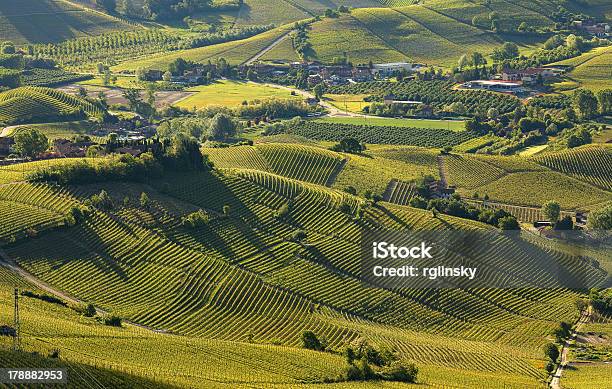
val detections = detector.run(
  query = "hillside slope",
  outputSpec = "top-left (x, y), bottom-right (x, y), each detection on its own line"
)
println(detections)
top-left (0, 0), bottom-right (134, 44)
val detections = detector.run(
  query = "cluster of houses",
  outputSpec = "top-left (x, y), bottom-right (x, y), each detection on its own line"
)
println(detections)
top-left (0, 118), bottom-right (157, 162)
top-left (572, 20), bottom-right (610, 37)
top-left (460, 66), bottom-right (566, 94)
top-left (143, 64), bottom-right (218, 84)
top-left (245, 61), bottom-right (423, 86)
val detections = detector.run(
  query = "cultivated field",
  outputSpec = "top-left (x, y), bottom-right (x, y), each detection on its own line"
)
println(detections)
top-left (176, 80), bottom-right (301, 109)
top-left (0, 0), bottom-right (133, 44)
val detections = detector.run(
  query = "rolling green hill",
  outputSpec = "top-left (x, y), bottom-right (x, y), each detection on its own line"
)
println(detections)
top-left (0, 0), bottom-right (134, 44)
top-left (0, 86), bottom-right (105, 125)
top-left (0, 141), bottom-right (607, 387)
top-left (263, 0), bottom-right (559, 67)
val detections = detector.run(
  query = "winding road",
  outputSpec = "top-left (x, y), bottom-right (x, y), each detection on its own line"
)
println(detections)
top-left (550, 306), bottom-right (592, 389)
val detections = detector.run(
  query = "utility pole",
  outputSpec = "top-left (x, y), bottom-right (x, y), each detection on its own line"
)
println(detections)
top-left (13, 288), bottom-right (20, 351)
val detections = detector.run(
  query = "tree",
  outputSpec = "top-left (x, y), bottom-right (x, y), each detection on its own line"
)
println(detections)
top-left (471, 52), bottom-right (486, 69)
top-left (554, 215), bottom-right (573, 231)
top-left (313, 83), bottom-right (325, 100)
top-left (136, 67), bottom-right (147, 82)
top-left (1, 41), bottom-right (15, 54)
top-left (498, 216), bottom-right (519, 230)
top-left (162, 71), bottom-right (172, 82)
top-left (168, 57), bottom-right (189, 76)
top-left (13, 128), bottom-right (48, 158)
top-left (78, 86), bottom-right (88, 99)
top-left (517, 22), bottom-right (528, 32)
top-left (572, 89), bottom-right (598, 119)
top-left (83, 303), bottom-right (97, 317)
top-left (492, 42), bottom-right (519, 61)
top-left (587, 203), bottom-right (612, 230)
top-left (543, 343), bottom-right (559, 362)
top-left (301, 331), bottom-right (322, 351)
top-left (96, 0), bottom-right (116, 13)
top-left (207, 113), bottom-right (237, 140)
top-left (330, 138), bottom-right (365, 154)
top-left (596, 89), bottom-right (612, 115)
top-left (139, 192), bottom-right (150, 208)
top-left (487, 107), bottom-right (499, 120)
top-left (458, 54), bottom-right (469, 71)
top-left (542, 201), bottom-right (561, 223)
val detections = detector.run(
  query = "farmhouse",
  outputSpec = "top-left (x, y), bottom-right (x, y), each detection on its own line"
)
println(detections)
top-left (372, 62), bottom-right (415, 77)
top-left (143, 70), bottom-right (164, 81)
top-left (500, 67), bottom-right (555, 84)
top-left (53, 138), bottom-right (93, 158)
top-left (461, 80), bottom-right (524, 94)
top-left (352, 65), bottom-right (373, 82)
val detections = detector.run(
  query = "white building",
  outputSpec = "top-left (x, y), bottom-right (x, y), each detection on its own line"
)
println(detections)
top-left (372, 63), bottom-right (415, 76)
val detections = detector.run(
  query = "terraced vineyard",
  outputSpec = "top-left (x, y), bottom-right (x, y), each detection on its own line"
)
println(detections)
top-left (465, 200), bottom-right (575, 223)
top-left (0, 147), bottom-right (604, 387)
top-left (442, 153), bottom-right (612, 209)
top-left (205, 143), bottom-right (346, 186)
top-left (113, 25), bottom-right (293, 72)
top-left (383, 179), bottom-right (416, 205)
top-left (534, 145), bottom-right (612, 191)
top-left (0, 87), bottom-right (104, 125)
top-left (265, 120), bottom-right (477, 147)
top-left (0, 0), bottom-right (134, 44)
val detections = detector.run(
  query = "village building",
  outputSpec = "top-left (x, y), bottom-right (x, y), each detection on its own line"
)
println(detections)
top-left (371, 62), bottom-right (415, 77)
top-left (500, 67), bottom-right (555, 84)
top-left (461, 80), bottom-right (524, 94)
top-left (352, 65), bottom-right (373, 82)
top-left (53, 138), bottom-right (94, 158)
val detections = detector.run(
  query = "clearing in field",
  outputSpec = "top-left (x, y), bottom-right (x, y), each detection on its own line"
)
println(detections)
top-left (175, 80), bottom-right (301, 109)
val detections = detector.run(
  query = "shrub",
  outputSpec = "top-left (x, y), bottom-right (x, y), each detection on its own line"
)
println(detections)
top-left (289, 230), bottom-right (307, 243)
top-left (302, 331), bottom-right (322, 351)
top-left (274, 203), bottom-right (291, 219)
top-left (182, 209), bottom-right (210, 228)
top-left (345, 364), bottom-right (362, 381)
top-left (543, 343), bottom-right (559, 362)
top-left (380, 361), bottom-right (418, 383)
top-left (103, 315), bottom-right (122, 327)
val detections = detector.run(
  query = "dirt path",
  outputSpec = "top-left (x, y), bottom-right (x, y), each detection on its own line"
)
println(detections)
top-left (550, 306), bottom-right (592, 389)
top-left (243, 31), bottom-right (293, 65)
top-left (0, 249), bottom-right (168, 334)
top-left (437, 155), bottom-right (448, 187)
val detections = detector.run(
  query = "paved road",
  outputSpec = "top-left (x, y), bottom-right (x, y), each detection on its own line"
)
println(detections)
top-left (550, 306), bottom-right (592, 389)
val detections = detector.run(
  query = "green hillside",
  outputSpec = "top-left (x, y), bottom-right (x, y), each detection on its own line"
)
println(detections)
top-left (113, 25), bottom-right (293, 71)
top-left (1, 167), bottom-right (592, 387)
top-left (263, 0), bottom-right (557, 67)
top-left (0, 0), bottom-right (134, 44)
top-left (0, 87), bottom-right (105, 125)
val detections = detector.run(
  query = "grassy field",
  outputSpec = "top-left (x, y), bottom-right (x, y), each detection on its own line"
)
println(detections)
top-left (315, 116), bottom-right (466, 131)
top-left (176, 80), bottom-right (301, 109)
top-left (0, 0), bottom-right (134, 44)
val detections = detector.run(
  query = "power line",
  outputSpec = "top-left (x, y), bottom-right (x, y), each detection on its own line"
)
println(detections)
top-left (13, 287), bottom-right (20, 351)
